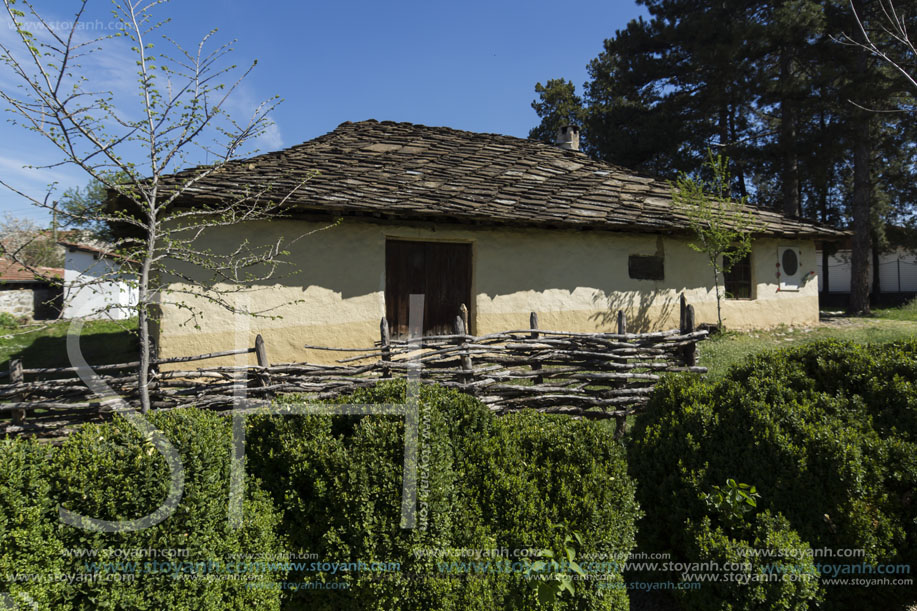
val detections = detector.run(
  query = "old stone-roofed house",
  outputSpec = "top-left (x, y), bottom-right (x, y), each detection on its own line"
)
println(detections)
top-left (147, 119), bottom-right (846, 364)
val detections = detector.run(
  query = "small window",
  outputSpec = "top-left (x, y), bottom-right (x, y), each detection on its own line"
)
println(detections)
top-left (778, 246), bottom-right (803, 290)
top-left (628, 255), bottom-right (664, 281)
top-left (724, 253), bottom-right (752, 299)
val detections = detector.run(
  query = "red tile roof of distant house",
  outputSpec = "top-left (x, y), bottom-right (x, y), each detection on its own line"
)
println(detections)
top-left (0, 257), bottom-right (63, 283)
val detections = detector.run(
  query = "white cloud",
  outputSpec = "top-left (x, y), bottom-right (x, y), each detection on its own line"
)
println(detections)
top-left (255, 120), bottom-right (284, 151)
top-left (219, 81), bottom-right (287, 155)
top-left (0, 155), bottom-right (88, 224)
top-left (1, 6), bottom-right (283, 184)
top-left (0, 155), bottom-right (79, 188)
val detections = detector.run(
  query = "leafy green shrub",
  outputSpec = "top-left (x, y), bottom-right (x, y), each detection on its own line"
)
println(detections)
top-left (247, 385), bottom-right (462, 611)
top-left (629, 339), bottom-right (917, 610)
top-left (0, 410), bottom-right (283, 610)
top-left (466, 410), bottom-right (637, 609)
top-left (0, 312), bottom-right (18, 330)
top-left (683, 511), bottom-right (820, 611)
top-left (2, 383), bottom-right (640, 610)
top-left (0, 440), bottom-right (71, 609)
top-left (247, 381), bottom-right (639, 610)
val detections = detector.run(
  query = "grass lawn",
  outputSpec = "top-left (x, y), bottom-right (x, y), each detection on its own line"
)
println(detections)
top-left (0, 318), bottom-right (139, 373)
top-left (698, 302), bottom-right (917, 378)
top-left (2, 305), bottom-right (913, 381)
top-left (874, 297), bottom-right (917, 321)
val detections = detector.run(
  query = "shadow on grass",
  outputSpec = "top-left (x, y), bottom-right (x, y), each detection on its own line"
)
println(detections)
top-left (1, 324), bottom-right (139, 373)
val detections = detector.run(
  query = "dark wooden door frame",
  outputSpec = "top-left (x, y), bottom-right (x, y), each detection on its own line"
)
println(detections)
top-left (384, 238), bottom-right (474, 338)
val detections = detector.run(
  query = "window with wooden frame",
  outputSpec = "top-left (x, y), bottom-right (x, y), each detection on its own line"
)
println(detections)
top-left (385, 239), bottom-right (472, 338)
top-left (723, 252), bottom-right (753, 299)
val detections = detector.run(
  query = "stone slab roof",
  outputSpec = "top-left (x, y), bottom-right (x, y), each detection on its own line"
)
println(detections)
top-left (162, 120), bottom-right (847, 239)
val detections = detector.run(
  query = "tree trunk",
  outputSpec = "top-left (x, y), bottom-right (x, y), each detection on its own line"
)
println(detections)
top-left (871, 238), bottom-right (881, 303)
top-left (848, 115), bottom-right (872, 315)
top-left (138, 210), bottom-right (156, 414)
top-left (817, 156), bottom-right (830, 295)
top-left (847, 0), bottom-right (875, 316)
top-left (728, 107), bottom-right (749, 199)
top-left (780, 54), bottom-right (800, 217)
top-left (714, 267), bottom-right (723, 329)
top-left (138, 302), bottom-right (151, 414)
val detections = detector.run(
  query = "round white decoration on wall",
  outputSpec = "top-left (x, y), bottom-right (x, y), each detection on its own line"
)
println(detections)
top-left (778, 246), bottom-right (804, 291)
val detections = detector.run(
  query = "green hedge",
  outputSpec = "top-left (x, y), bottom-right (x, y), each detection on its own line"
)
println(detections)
top-left (247, 381), bottom-right (639, 610)
top-left (0, 440), bottom-right (70, 610)
top-left (0, 410), bottom-right (283, 610)
top-left (1, 382), bottom-right (639, 610)
top-left (629, 339), bottom-right (917, 610)
top-left (682, 511), bottom-right (820, 611)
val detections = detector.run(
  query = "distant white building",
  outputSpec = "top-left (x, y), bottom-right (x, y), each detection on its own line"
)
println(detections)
top-left (59, 242), bottom-right (138, 320)
top-left (816, 246), bottom-right (917, 303)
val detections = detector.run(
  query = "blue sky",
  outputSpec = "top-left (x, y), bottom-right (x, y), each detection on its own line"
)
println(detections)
top-left (0, 0), bottom-right (647, 223)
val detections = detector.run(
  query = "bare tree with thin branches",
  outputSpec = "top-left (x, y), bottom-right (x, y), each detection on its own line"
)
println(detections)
top-left (846, 0), bottom-right (917, 94)
top-left (0, 0), bottom-right (325, 412)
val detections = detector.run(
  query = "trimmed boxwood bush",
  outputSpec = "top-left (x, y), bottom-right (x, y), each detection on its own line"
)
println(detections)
top-left (682, 511), bottom-right (820, 611)
top-left (247, 387), bottom-right (463, 610)
top-left (2, 382), bottom-right (639, 609)
top-left (0, 410), bottom-right (283, 610)
top-left (0, 440), bottom-right (71, 610)
top-left (247, 381), bottom-right (639, 610)
top-left (629, 339), bottom-right (917, 610)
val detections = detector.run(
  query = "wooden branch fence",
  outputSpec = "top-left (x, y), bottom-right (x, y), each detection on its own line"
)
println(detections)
top-left (0, 296), bottom-right (706, 439)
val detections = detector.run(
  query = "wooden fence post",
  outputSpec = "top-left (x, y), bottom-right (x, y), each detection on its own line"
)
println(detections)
top-left (530, 312), bottom-right (543, 385)
top-left (255, 334), bottom-right (269, 368)
top-left (454, 306), bottom-right (473, 386)
top-left (254, 334), bottom-right (270, 386)
top-left (615, 414), bottom-right (627, 439)
top-left (460, 303), bottom-right (470, 336)
top-left (680, 293), bottom-right (687, 333)
top-left (11, 358), bottom-right (25, 424)
top-left (380, 317), bottom-right (391, 378)
top-left (683, 304), bottom-right (697, 367)
top-left (616, 310), bottom-right (627, 335)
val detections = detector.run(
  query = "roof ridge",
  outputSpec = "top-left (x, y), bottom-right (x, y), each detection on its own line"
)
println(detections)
top-left (146, 120), bottom-right (847, 239)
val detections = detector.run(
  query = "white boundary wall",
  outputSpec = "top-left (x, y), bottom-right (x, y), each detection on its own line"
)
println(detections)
top-left (816, 248), bottom-right (917, 293)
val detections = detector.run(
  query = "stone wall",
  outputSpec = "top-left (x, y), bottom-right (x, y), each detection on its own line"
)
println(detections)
top-left (0, 287), bottom-right (34, 320)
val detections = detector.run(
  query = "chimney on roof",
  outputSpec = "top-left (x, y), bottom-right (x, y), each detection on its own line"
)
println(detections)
top-left (555, 125), bottom-right (580, 151)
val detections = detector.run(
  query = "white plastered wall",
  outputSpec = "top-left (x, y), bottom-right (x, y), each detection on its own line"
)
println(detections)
top-left (155, 220), bottom-right (819, 365)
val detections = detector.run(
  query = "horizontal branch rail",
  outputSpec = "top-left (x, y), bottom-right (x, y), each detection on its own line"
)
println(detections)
top-left (1, 298), bottom-right (706, 439)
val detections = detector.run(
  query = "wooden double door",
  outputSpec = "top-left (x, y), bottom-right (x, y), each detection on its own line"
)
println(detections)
top-left (385, 239), bottom-right (472, 338)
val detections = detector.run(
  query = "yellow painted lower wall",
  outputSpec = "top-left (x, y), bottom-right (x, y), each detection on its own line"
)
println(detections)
top-left (155, 220), bottom-right (820, 366)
